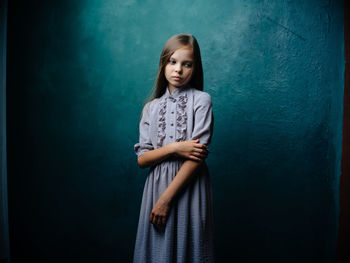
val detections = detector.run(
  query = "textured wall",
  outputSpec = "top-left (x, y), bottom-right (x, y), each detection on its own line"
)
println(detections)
top-left (0, 0), bottom-right (9, 262)
top-left (6, 0), bottom-right (344, 262)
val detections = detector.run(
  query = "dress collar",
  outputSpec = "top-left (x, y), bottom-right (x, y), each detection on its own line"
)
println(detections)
top-left (164, 84), bottom-right (191, 99)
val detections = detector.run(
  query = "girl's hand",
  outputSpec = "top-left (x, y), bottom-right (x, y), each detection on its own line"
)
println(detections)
top-left (171, 139), bottom-right (209, 161)
top-left (150, 197), bottom-right (171, 227)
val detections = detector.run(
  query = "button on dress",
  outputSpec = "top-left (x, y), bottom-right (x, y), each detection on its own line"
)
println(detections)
top-left (133, 84), bottom-right (215, 263)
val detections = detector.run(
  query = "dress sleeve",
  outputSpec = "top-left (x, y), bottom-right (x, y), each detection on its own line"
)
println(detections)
top-left (134, 102), bottom-right (154, 157)
top-left (191, 93), bottom-right (214, 147)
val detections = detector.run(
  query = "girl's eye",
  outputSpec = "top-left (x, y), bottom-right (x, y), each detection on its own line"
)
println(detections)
top-left (168, 60), bottom-right (192, 67)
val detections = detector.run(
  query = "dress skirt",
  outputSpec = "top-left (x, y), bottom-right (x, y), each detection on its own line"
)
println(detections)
top-left (132, 156), bottom-right (215, 263)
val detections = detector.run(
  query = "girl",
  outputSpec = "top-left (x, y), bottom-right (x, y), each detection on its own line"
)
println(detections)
top-left (133, 33), bottom-right (215, 263)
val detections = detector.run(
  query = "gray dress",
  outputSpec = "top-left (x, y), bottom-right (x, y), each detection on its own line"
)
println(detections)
top-left (133, 84), bottom-right (215, 263)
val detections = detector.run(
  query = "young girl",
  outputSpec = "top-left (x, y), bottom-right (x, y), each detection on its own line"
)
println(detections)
top-left (133, 33), bottom-right (215, 263)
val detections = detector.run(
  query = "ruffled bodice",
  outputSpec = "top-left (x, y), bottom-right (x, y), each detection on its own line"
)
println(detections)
top-left (157, 86), bottom-right (189, 147)
top-left (134, 84), bottom-right (214, 157)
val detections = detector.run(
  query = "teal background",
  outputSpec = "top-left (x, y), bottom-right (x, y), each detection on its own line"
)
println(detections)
top-left (6, 0), bottom-right (344, 262)
top-left (0, 0), bottom-right (9, 262)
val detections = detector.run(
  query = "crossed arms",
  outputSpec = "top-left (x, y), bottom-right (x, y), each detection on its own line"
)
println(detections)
top-left (137, 141), bottom-right (208, 203)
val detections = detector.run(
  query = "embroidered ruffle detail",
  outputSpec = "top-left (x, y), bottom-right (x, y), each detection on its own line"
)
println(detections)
top-left (175, 93), bottom-right (188, 142)
top-left (157, 97), bottom-right (167, 147)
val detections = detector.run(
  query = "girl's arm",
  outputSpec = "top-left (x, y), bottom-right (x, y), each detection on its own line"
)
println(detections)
top-left (137, 140), bottom-right (208, 169)
top-left (149, 159), bottom-right (205, 225)
top-left (137, 143), bottom-right (175, 169)
top-left (158, 159), bottom-right (203, 203)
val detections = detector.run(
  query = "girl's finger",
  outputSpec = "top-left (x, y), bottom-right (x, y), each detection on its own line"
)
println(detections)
top-left (153, 215), bottom-right (159, 225)
top-left (192, 151), bottom-right (204, 158)
top-left (190, 155), bottom-right (201, 161)
top-left (149, 213), bottom-right (154, 223)
top-left (197, 152), bottom-right (207, 158)
top-left (162, 216), bottom-right (166, 226)
top-left (196, 151), bottom-right (208, 159)
top-left (194, 148), bottom-right (208, 155)
top-left (195, 143), bottom-right (207, 149)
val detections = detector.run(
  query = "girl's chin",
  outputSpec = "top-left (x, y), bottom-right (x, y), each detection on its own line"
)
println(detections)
top-left (169, 80), bottom-right (189, 88)
top-left (169, 82), bottom-right (182, 87)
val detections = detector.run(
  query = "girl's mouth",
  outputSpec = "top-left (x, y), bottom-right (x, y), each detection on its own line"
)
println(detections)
top-left (172, 77), bottom-right (181, 81)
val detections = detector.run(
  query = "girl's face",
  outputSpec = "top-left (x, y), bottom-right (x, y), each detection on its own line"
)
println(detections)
top-left (164, 46), bottom-right (194, 90)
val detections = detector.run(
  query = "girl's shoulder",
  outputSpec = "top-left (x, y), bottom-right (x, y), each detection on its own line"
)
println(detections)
top-left (143, 97), bottom-right (161, 113)
top-left (191, 88), bottom-right (212, 106)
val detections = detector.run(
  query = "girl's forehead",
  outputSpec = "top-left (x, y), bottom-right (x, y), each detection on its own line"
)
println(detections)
top-left (171, 47), bottom-right (194, 59)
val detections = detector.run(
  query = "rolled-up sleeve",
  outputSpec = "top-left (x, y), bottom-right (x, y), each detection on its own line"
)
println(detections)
top-left (191, 93), bottom-right (214, 147)
top-left (134, 102), bottom-right (154, 157)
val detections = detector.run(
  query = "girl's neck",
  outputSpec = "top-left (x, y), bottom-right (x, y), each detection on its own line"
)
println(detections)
top-left (168, 83), bottom-right (188, 95)
top-left (168, 85), bottom-right (175, 95)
